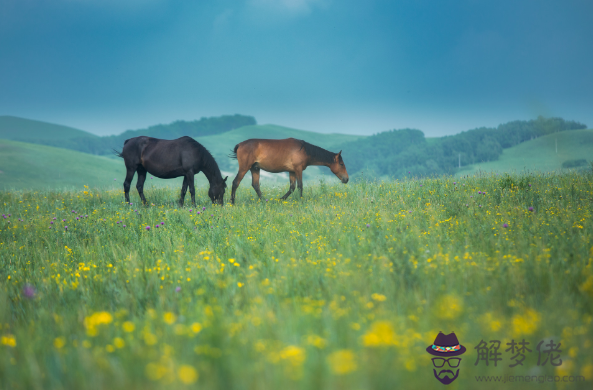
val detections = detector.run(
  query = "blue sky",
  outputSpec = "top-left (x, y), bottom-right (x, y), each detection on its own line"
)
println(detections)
top-left (1, 0), bottom-right (591, 136)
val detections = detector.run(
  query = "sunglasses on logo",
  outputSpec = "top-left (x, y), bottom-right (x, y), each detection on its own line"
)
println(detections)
top-left (432, 357), bottom-right (461, 368)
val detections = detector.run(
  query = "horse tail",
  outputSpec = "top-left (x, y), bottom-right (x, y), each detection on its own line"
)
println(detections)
top-left (228, 143), bottom-right (239, 159)
top-left (112, 139), bottom-right (130, 158)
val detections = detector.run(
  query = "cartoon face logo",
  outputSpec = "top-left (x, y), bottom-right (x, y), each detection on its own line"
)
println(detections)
top-left (426, 332), bottom-right (466, 385)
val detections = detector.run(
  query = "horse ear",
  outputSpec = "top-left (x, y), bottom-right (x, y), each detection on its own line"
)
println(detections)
top-left (223, 176), bottom-right (228, 182)
top-left (336, 150), bottom-right (342, 160)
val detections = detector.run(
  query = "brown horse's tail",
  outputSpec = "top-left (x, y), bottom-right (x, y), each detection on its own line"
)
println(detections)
top-left (228, 144), bottom-right (239, 159)
top-left (112, 148), bottom-right (124, 158)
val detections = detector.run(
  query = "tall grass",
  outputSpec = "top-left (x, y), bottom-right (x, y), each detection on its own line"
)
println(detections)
top-left (1, 172), bottom-right (592, 389)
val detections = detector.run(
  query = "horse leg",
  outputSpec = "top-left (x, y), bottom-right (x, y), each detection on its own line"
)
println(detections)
top-left (231, 169), bottom-right (248, 204)
top-left (179, 176), bottom-right (188, 207)
top-left (123, 168), bottom-right (135, 204)
top-left (296, 169), bottom-right (304, 198)
top-left (281, 172), bottom-right (296, 200)
top-left (136, 167), bottom-right (148, 205)
top-left (187, 172), bottom-right (196, 206)
top-left (251, 167), bottom-right (263, 200)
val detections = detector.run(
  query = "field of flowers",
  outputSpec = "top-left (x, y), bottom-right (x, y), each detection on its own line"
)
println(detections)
top-left (1, 172), bottom-right (592, 389)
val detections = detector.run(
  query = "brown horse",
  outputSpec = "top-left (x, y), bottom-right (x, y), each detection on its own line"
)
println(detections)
top-left (229, 138), bottom-right (348, 204)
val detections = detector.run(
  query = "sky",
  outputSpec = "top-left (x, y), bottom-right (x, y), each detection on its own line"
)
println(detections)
top-left (1, 0), bottom-right (592, 137)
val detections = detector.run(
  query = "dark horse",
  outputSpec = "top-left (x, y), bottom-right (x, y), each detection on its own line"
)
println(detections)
top-left (115, 136), bottom-right (227, 206)
top-left (229, 138), bottom-right (348, 204)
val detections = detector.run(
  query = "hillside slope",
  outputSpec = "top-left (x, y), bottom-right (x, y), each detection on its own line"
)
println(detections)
top-left (0, 139), bottom-right (124, 190)
top-left (0, 115), bottom-right (97, 141)
top-left (458, 129), bottom-right (593, 175)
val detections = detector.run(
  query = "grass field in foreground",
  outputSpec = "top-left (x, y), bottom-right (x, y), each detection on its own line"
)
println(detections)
top-left (1, 173), bottom-right (592, 389)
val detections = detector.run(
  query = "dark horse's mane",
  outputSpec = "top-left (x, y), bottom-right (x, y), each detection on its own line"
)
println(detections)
top-left (184, 137), bottom-right (225, 185)
top-left (299, 140), bottom-right (336, 164)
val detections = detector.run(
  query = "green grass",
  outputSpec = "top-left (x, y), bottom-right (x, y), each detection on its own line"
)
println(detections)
top-left (0, 116), bottom-right (97, 141)
top-left (459, 129), bottom-right (593, 176)
top-left (1, 173), bottom-right (592, 389)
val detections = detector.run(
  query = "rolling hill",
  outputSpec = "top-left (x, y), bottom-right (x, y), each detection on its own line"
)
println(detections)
top-left (458, 129), bottom-right (593, 175)
top-left (0, 139), bottom-right (125, 190)
top-left (0, 115), bottom-right (97, 141)
top-left (0, 139), bottom-right (209, 192)
top-left (196, 124), bottom-right (364, 155)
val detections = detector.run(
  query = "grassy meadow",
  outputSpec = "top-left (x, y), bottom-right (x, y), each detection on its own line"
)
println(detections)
top-left (1, 172), bottom-right (593, 389)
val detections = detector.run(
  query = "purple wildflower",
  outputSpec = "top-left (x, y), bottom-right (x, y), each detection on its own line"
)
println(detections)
top-left (50, 221), bottom-right (54, 224)
top-left (76, 217), bottom-right (79, 220)
top-left (202, 207), bottom-right (206, 211)
top-left (123, 225), bottom-right (126, 228)
top-left (22, 284), bottom-right (36, 299)
top-left (114, 178), bottom-right (117, 181)
top-left (64, 226), bottom-right (68, 230)
top-left (503, 223), bottom-right (509, 228)
top-left (146, 226), bottom-right (150, 231)
top-left (161, 222), bottom-right (164, 225)
top-left (409, 210), bottom-right (412, 213)
top-left (155, 225), bottom-right (159, 228)
top-left (528, 207), bottom-right (534, 212)
top-left (453, 182), bottom-right (456, 185)
top-left (175, 286), bottom-right (181, 293)
top-left (62, 219), bottom-right (66, 222)
top-left (478, 191), bottom-right (482, 194)
top-left (366, 224), bottom-right (370, 228)
top-left (189, 209), bottom-right (192, 212)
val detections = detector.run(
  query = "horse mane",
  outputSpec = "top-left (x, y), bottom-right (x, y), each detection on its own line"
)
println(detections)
top-left (299, 140), bottom-right (336, 164)
top-left (185, 137), bottom-right (226, 186)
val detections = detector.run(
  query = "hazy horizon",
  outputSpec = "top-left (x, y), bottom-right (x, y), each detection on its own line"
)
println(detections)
top-left (1, 0), bottom-right (592, 137)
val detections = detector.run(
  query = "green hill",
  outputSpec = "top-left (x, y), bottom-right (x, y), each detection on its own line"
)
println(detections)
top-left (195, 124), bottom-right (365, 158)
top-left (0, 115), bottom-right (97, 141)
top-left (0, 139), bottom-right (208, 192)
top-left (458, 129), bottom-right (593, 175)
top-left (0, 139), bottom-right (124, 190)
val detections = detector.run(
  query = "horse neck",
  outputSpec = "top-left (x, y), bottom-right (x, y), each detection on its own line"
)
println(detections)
top-left (308, 156), bottom-right (333, 168)
top-left (202, 164), bottom-right (223, 186)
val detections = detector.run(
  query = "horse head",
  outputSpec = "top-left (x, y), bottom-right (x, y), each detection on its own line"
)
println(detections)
top-left (330, 151), bottom-right (349, 184)
top-left (209, 176), bottom-right (228, 205)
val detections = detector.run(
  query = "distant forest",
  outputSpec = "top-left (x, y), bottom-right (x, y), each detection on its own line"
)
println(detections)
top-left (336, 116), bottom-right (587, 178)
top-left (23, 114), bottom-right (257, 156)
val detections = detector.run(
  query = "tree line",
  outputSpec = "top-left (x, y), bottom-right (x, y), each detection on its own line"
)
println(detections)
top-left (336, 116), bottom-right (587, 178)
top-left (20, 114), bottom-right (257, 156)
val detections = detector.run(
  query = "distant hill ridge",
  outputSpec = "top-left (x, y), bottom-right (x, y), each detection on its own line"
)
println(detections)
top-left (0, 114), bottom-right (256, 155)
top-left (335, 116), bottom-right (588, 178)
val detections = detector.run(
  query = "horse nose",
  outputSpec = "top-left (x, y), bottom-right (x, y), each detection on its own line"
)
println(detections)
top-left (342, 177), bottom-right (349, 184)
